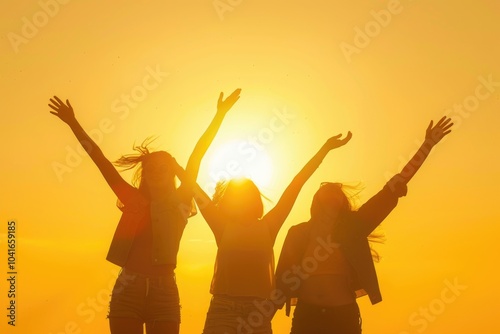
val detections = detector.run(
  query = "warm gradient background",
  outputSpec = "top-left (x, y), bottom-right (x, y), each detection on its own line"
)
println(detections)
top-left (1, 0), bottom-right (499, 333)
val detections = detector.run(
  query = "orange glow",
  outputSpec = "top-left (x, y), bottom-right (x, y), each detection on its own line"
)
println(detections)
top-left (206, 139), bottom-right (274, 190)
top-left (1, 1), bottom-right (499, 333)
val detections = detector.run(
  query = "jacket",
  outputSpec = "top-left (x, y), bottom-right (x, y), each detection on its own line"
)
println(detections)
top-left (106, 187), bottom-right (195, 267)
top-left (275, 180), bottom-right (407, 315)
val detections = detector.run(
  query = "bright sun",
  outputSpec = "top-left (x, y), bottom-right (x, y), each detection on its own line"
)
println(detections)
top-left (206, 139), bottom-right (273, 191)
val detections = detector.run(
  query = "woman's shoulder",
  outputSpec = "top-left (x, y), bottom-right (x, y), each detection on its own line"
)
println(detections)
top-left (117, 186), bottom-right (149, 212)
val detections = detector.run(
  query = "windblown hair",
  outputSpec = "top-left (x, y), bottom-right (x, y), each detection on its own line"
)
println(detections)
top-left (310, 182), bottom-right (385, 262)
top-left (114, 138), bottom-right (155, 186)
top-left (113, 137), bottom-right (176, 202)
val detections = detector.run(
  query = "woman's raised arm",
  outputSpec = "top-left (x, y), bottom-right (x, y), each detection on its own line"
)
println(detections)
top-left (387, 116), bottom-right (453, 192)
top-left (175, 89), bottom-right (241, 238)
top-left (179, 89), bottom-right (241, 191)
top-left (358, 116), bottom-right (453, 236)
top-left (49, 96), bottom-right (135, 203)
top-left (263, 132), bottom-right (352, 241)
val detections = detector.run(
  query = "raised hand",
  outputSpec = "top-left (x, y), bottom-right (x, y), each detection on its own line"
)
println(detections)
top-left (49, 96), bottom-right (76, 124)
top-left (216, 88), bottom-right (241, 115)
top-left (425, 116), bottom-right (453, 146)
top-left (396, 116), bottom-right (453, 185)
top-left (324, 131), bottom-right (353, 150)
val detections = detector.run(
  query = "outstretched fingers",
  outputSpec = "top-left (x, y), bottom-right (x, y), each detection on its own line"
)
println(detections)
top-left (217, 88), bottom-right (242, 113)
top-left (49, 96), bottom-right (64, 110)
top-left (441, 124), bottom-right (453, 137)
top-left (224, 88), bottom-right (241, 105)
top-left (435, 116), bottom-right (453, 135)
top-left (228, 88), bottom-right (241, 99)
top-left (435, 115), bottom-right (447, 127)
top-left (427, 116), bottom-right (454, 143)
top-left (427, 120), bottom-right (434, 132)
top-left (52, 95), bottom-right (64, 106)
top-left (48, 96), bottom-right (75, 124)
top-left (441, 122), bottom-right (453, 131)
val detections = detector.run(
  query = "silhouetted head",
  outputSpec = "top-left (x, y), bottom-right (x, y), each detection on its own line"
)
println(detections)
top-left (114, 138), bottom-right (176, 200)
top-left (141, 151), bottom-right (176, 194)
top-left (310, 182), bottom-right (352, 222)
top-left (311, 182), bottom-right (384, 261)
top-left (212, 177), bottom-right (264, 220)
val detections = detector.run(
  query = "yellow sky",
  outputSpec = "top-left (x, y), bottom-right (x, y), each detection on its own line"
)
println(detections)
top-left (1, 0), bottom-right (499, 333)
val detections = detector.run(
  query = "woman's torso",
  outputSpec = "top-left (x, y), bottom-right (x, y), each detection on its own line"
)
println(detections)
top-left (211, 219), bottom-right (275, 299)
top-left (122, 191), bottom-right (187, 277)
top-left (297, 230), bottom-right (356, 306)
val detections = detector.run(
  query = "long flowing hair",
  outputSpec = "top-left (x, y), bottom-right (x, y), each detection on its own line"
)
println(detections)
top-left (113, 137), bottom-right (176, 205)
top-left (310, 182), bottom-right (385, 262)
top-left (212, 177), bottom-right (265, 220)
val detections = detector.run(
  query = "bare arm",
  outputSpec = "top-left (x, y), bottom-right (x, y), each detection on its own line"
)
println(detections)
top-left (176, 89), bottom-right (241, 203)
top-left (175, 166), bottom-right (224, 243)
top-left (263, 132), bottom-right (353, 241)
top-left (49, 96), bottom-right (135, 204)
top-left (175, 89), bottom-right (241, 237)
top-left (393, 116), bottom-right (453, 186)
top-left (361, 116), bottom-right (453, 235)
top-left (194, 184), bottom-right (226, 244)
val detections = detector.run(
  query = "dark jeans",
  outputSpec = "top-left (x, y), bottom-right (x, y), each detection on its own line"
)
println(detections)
top-left (290, 300), bottom-right (362, 334)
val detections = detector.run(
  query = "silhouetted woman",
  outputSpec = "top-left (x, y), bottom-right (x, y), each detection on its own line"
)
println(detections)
top-left (48, 89), bottom-right (241, 334)
top-left (275, 117), bottom-right (453, 334)
top-left (188, 117), bottom-right (353, 333)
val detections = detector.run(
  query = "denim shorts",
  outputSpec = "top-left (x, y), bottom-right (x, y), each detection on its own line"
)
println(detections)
top-left (202, 295), bottom-right (274, 334)
top-left (107, 268), bottom-right (181, 324)
top-left (290, 300), bottom-right (361, 334)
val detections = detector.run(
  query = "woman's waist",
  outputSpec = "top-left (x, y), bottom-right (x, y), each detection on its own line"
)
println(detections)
top-left (211, 277), bottom-right (274, 300)
top-left (212, 282), bottom-right (274, 297)
top-left (297, 274), bottom-right (356, 307)
top-left (210, 294), bottom-right (277, 315)
top-left (295, 299), bottom-right (359, 314)
top-left (121, 265), bottom-right (176, 280)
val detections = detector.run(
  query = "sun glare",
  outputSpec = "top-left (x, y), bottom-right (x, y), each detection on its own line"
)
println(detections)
top-left (207, 140), bottom-right (273, 191)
